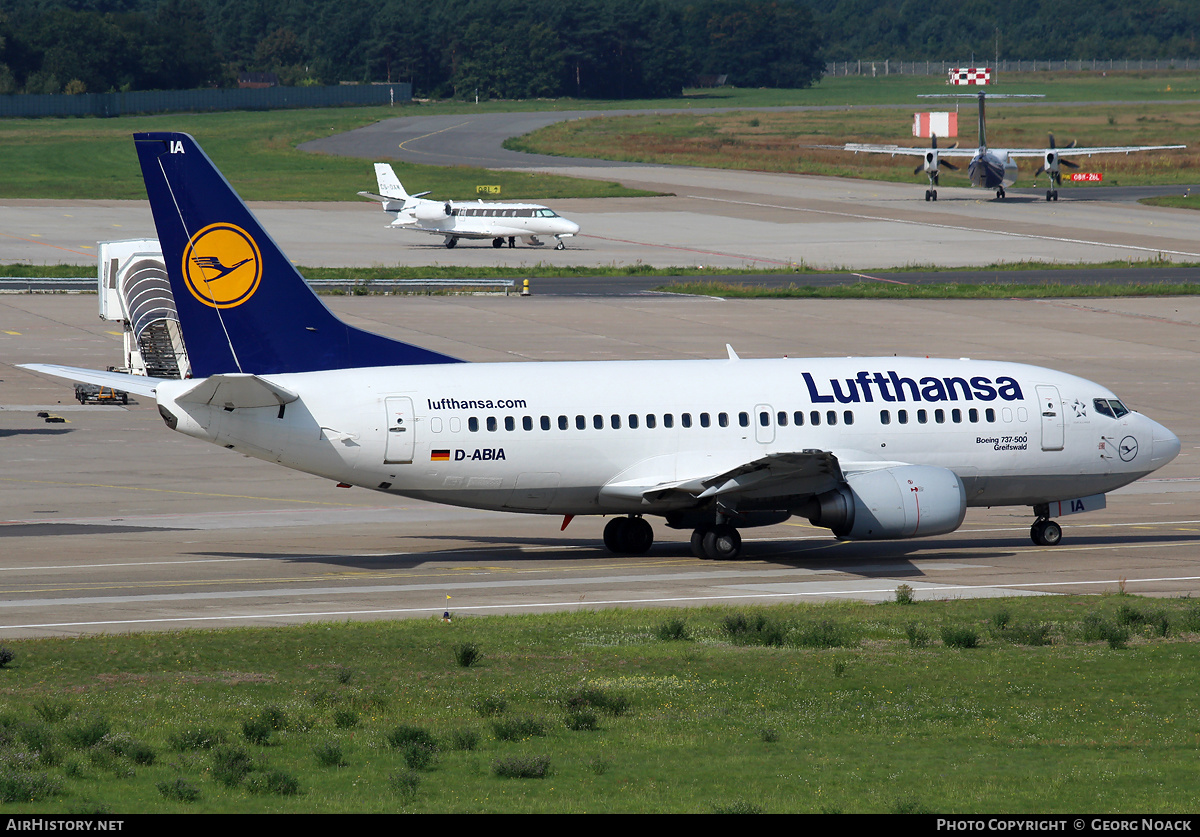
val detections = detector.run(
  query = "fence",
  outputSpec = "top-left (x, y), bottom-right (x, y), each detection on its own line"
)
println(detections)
top-left (824, 59), bottom-right (1199, 77)
top-left (0, 83), bottom-right (412, 119)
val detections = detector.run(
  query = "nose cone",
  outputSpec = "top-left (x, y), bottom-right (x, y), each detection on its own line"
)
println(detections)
top-left (558, 218), bottom-right (580, 235)
top-left (1151, 420), bottom-right (1181, 467)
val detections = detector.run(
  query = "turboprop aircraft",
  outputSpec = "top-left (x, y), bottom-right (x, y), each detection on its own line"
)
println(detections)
top-left (842, 91), bottom-right (1185, 201)
top-left (20, 132), bottom-right (1180, 560)
top-left (358, 163), bottom-right (580, 249)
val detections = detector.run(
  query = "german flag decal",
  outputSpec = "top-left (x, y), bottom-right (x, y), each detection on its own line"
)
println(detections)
top-left (430, 450), bottom-right (450, 461)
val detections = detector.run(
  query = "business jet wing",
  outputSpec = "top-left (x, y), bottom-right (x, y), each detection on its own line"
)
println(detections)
top-left (601, 450), bottom-right (849, 507)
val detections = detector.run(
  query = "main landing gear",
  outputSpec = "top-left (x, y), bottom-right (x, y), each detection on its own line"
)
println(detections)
top-left (444, 237), bottom-right (458, 249)
top-left (1030, 504), bottom-right (1063, 546)
top-left (490, 237), bottom-right (518, 248)
top-left (603, 515), bottom-right (654, 554)
top-left (601, 515), bottom-right (747, 560)
top-left (995, 187), bottom-right (1007, 200)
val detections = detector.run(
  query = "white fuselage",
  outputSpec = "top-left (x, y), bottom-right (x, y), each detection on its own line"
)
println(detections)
top-left (386, 198), bottom-right (580, 242)
top-left (154, 356), bottom-right (1178, 521)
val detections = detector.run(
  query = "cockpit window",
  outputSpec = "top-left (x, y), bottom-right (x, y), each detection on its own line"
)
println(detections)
top-left (1093, 398), bottom-right (1130, 419)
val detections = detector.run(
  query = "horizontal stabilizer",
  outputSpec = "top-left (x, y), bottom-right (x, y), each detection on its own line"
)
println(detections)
top-left (176, 374), bottom-right (298, 409)
top-left (17, 364), bottom-right (165, 398)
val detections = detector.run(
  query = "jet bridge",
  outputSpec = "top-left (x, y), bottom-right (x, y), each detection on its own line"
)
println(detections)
top-left (98, 239), bottom-right (190, 379)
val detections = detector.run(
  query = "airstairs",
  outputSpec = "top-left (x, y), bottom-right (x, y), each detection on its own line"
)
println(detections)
top-left (98, 240), bottom-right (190, 379)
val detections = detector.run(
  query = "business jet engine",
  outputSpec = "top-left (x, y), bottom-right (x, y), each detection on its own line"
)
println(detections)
top-left (413, 201), bottom-right (453, 222)
top-left (1035, 133), bottom-right (1079, 201)
top-left (799, 465), bottom-right (966, 540)
top-left (916, 135), bottom-right (958, 201)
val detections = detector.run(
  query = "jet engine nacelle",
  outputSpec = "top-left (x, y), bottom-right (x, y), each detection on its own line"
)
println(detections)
top-left (802, 465), bottom-right (966, 540)
top-left (413, 202), bottom-right (452, 222)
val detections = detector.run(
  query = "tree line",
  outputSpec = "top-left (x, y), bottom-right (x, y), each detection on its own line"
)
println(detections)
top-left (1, 0), bottom-right (1195, 99)
top-left (0, 0), bottom-right (823, 98)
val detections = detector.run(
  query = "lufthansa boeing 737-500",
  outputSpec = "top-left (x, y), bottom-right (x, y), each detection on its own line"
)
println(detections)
top-left (20, 133), bottom-right (1180, 560)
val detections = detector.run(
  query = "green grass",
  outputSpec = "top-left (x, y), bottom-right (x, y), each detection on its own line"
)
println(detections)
top-left (4, 71), bottom-right (1198, 201)
top-left (654, 280), bottom-right (1200, 300)
top-left (1139, 194), bottom-right (1200, 210)
top-left (1, 595), bottom-right (1200, 812)
top-left (0, 106), bottom-right (653, 201)
top-left (505, 72), bottom-right (1200, 188)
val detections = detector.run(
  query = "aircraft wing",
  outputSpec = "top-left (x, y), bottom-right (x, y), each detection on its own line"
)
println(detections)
top-left (840, 143), bottom-right (978, 157)
top-left (17, 364), bottom-right (166, 398)
top-left (600, 450), bottom-right (848, 507)
top-left (1002, 144), bottom-right (1185, 157)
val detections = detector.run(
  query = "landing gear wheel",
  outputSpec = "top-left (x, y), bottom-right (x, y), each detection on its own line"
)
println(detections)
top-left (603, 516), bottom-right (653, 554)
top-left (492, 238), bottom-right (504, 248)
top-left (690, 527), bottom-right (709, 559)
top-left (925, 190), bottom-right (932, 202)
top-left (1030, 519), bottom-right (1062, 546)
top-left (554, 240), bottom-right (565, 251)
top-left (508, 236), bottom-right (516, 248)
top-left (1052, 190), bottom-right (1059, 202)
top-left (996, 188), bottom-right (1006, 200)
top-left (1046, 190), bottom-right (1053, 201)
top-left (445, 238), bottom-right (458, 249)
top-left (702, 524), bottom-right (742, 560)
top-left (932, 190), bottom-right (937, 201)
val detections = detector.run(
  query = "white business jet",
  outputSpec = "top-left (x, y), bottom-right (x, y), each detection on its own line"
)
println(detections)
top-left (21, 133), bottom-right (1180, 560)
top-left (842, 91), bottom-right (1185, 201)
top-left (358, 163), bottom-right (580, 249)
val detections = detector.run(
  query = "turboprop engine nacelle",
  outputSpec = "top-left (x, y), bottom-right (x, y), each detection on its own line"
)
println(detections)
top-left (801, 464), bottom-right (967, 540)
top-left (923, 149), bottom-right (940, 174)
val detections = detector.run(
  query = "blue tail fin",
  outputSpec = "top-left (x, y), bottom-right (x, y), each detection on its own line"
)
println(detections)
top-left (133, 132), bottom-right (461, 377)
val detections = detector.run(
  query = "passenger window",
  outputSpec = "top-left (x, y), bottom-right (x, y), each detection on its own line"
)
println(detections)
top-left (898, 409), bottom-right (908, 425)
top-left (843, 411), bottom-right (854, 426)
top-left (700, 413), bottom-right (710, 428)
top-left (951, 409), bottom-right (961, 423)
top-left (986, 408), bottom-right (996, 422)
top-left (593, 415), bottom-right (603, 430)
top-left (810, 411), bottom-right (820, 426)
top-left (611, 414), bottom-right (622, 429)
top-left (881, 410), bottom-right (891, 425)
top-left (917, 409), bottom-right (927, 424)
top-left (558, 415), bottom-right (568, 430)
top-left (935, 409), bottom-right (945, 424)
top-left (777, 411), bottom-right (788, 427)
top-left (629, 414), bottom-right (639, 429)
top-left (827, 411), bottom-right (837, 426)
top-left (487, 417), bottom-right (497, 432)
top-left (719, 413), bottom-right (729, 428)
top-left (793, 411), bottom-right (804, 426)
top-left (759, 411), bottom-right (770, 427)
top-left (646, 414), bottom-right (657, 429)
top-left (682, 413), bottom-right (692, 428)
top-left (575, 415), bottom-right (586, 430)
top-left (739, 412), bottom-right (750, 428)
top-left (523, 416), bottom-right (533, 431)
top-left (504, 416), bottom-right (515, 431)
top-left (663, 414), bottom-right (674, 428)
top-left (540, 415), bottom-right (550, 431)
top-left (431, 417), bottom-right (443, 433)
top-left (468, 417), bottom-right (479, 432)
top-left (968, 408), bottom-right (978, 423)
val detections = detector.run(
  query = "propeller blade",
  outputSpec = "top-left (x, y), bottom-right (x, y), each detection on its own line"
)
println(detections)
top-left (1066, 139), bottom-right (1077, 149)
top-left (1035, 165), bottom-right (1046, 177)
top-left (941, 160), bottom-right (959, 171)
top-left (914, 163), bottom-right (925, 175)
top-left (1061, 158), bottom-right (1080, 169)
top-left (1048, 132), bottom-right (1057, 149)
top-left (931, 134), bottom-right (938, 149)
